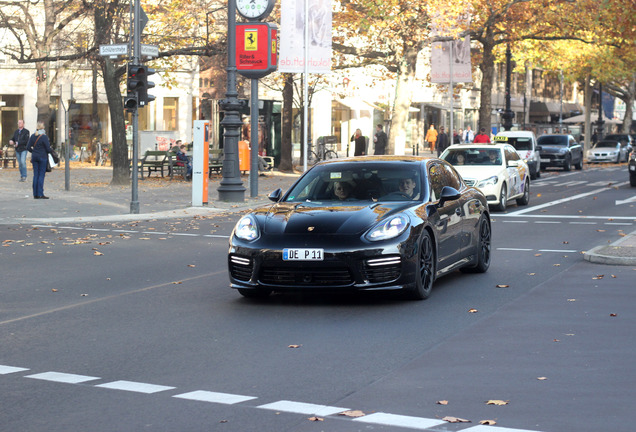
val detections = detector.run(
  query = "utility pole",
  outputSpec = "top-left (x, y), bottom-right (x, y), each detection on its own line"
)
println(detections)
top-left (501, 44), bottom-right (515, 131)
top-left (129, 0), bottom-right (142, 214)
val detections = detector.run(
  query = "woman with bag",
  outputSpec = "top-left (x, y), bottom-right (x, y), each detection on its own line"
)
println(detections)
top-left (26, 121), bottom-right (55, 199)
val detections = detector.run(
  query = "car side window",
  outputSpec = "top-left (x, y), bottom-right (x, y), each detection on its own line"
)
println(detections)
top-left (442, 162), bottom-right (462, 190)
top-left (428, 163), bottom-right (445, 202)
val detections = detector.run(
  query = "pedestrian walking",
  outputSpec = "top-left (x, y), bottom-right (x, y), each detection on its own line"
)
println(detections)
top-left (473, 127), bottom-right (491, 143)
top-left (26, 121), bottom-right (54, 199)
top-left (453, 129), bottom-right (461, 144)
top-left (9, 119), bottom-right (30, 182)
top-left (436, 126), bottom-right (450, 157)
top-left (351, 128), bottom-right (366, 156)
top-left (462, 126), bottom-right (474, 143)
top-left (373, 124), bottom-right (388, 155)
top-left (425, 125), bottom-right (438, 153)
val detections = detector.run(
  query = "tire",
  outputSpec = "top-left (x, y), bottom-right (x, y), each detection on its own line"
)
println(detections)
top-left (238, 288), bottom-right (272, 299)
top-left (574, 158), bottom-right (583, 170)
top-left (494, 183), bottom-right (507, 212)
top-left (615, 154), bottom-right (620, 164)
top-left (461, 216), bottom-right (491, 273)
top-left (408, 231), bottom-right (435, 300)
top-left (563, 157), bottom-right (571, 171)
top-left (308, 151), bottom-right (319, 165)
top-left (516, 178), bottom-right (530, 206)
top-left (324, 150), bottom-right (338, 160)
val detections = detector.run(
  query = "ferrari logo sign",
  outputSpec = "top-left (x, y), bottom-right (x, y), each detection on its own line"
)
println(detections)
top-left (245, 30), bottom-right (258, 51)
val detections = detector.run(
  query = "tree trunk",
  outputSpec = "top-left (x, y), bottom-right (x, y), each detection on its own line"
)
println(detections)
top-left (621, 73), bottom-right (635, 134)
top-left (478, 38), bottom-right (495, 133)
top-left (101, 59), bottom-right (129, 185)
top-left (36, 61), bottom-right (51, 125)
top-left (279, 73), bottom-right (294, 172)
top-left (388, 45), bottom-right (418, 155)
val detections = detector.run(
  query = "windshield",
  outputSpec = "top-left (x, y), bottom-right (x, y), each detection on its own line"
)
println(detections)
top-left (503, 137), bottom-right (533, 151)
top-left (593, 141), bottom-right (618, 149)
top-left (441, 147), bottom-right (502, 166)
top-left (538, 135), bottom-right (568, 146)
top-left (284, 161), bottom-right (424, 203)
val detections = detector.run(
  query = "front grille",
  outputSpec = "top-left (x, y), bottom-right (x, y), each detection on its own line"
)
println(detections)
top-left (364, 257), bottom-right (401, 283)
top-left (229, 255), bottom-right (253, 282)
top-left (259, 266), bottom-right (354, 286)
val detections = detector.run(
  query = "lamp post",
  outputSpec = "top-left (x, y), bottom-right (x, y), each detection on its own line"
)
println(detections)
top-left (217, 0), bottom-right (246, 202)
top-left (596, 82), bottom-right (605, 141)
top-left (501, 44), bottom-right (515, 131)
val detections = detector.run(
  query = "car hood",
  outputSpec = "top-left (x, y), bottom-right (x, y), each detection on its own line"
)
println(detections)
top-left (539, 145), bottom-right (568, 153)
top-left (452, 165), bottom-right (501, 180)
top-left (254, 201), bottom-right (413, 235)
top-left (590, 146), bottom-right (618, 152)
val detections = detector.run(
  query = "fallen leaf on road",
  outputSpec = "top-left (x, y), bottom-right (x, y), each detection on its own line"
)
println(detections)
top-left (308, 416), bottom-right (323, 422)
top-left (468, 308), bottom-right (478, 313)
top-left (527, 273), bottom-right (536, 276)
top-left (537, 377), bottom-right (548, 380)
top-left (187, 264), bottom-right (196, 267)
top-left (611, 275), bottom-right (617, 278)
top-left (486, 400), bottom-right (509, 405)
top-left (596, 229), bottom-right (606, 232)
top-left (93, 251), bottom-right (104, 256)
top-left (567, 299), bottom-right (576, 302)
top-left (52, 289), bottom-right (58, 292)
top-left (339, 410), bottom-right (365, 417)
top-left (553, 339), bottom-right (561, 342)
top-left (288, 344), bottom-right (302, 348)
top-left (495, 284), bottom-right (509, 288)
top-left (436, 400), bottom-right (449, 405)
top-left (535, 253), bottom-right (542, 257)
top-left (610, 313), bottom-right (617, 317)
top-left (442, 416), bottom-right (470, 423)
top-left (553, 263), bottom-right (560, 267)
top-left (480, 419), bottom-right (497, 425)
top-left (592, 275), bottom-right (604, 280)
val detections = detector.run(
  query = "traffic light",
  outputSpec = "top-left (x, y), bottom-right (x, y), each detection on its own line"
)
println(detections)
top-left (136, 66), bottom-right (156, 107)
top-left (125, 64), bottom-right (143, 111)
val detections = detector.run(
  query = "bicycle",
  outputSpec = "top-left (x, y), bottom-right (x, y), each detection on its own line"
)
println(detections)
top-left (308, 139), bottom-right (338, 165)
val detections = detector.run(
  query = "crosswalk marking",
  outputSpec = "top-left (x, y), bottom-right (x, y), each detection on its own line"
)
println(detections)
top-left (352, 412), bottom-right (446, 429)
top-left (463, 425), bottom-right (541, 432)
top-left (95, 380), bottom-right (175, 394)
top-left (25, 371), bottom-right (100, 384)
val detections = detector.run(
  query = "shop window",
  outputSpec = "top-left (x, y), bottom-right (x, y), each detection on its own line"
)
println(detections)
top-left (163, 97), bottom-right (178, 131)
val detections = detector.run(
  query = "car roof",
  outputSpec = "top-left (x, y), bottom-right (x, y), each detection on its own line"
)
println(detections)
top-left (447, 143), bottom-right (507, 150)
top-left (496, 131), bottom-right (535, 137)
top-left (317, 155), bottom-right (433, 164)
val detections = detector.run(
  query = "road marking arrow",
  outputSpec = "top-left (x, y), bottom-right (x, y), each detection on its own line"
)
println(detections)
top-left (615, 195), bottom-right (636, 206)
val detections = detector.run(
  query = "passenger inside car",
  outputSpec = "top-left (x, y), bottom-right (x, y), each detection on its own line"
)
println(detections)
top-left (332, 181), bottom-right (353, 200)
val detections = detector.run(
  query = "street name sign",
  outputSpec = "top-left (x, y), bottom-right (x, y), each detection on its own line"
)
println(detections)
top-left (99, 44), bottom-right (129, 58)
top-left (141, 44), bottom-right (159, 58)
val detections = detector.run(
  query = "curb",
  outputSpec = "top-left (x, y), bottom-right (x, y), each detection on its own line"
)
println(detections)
top-left (583, 231), bottom-right (636, 266)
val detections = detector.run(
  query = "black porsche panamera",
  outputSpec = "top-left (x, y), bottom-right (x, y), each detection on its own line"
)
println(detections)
top-left (228, 156), bottom-right (491, 300)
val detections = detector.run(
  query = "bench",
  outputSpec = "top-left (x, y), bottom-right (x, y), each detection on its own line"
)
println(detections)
top-left (139, 150), bottom-right (172, 179)
top-left (208, 149), bottom-right (223, 177)
top-left (1, 146), bottom-right (17, 168)
top-left (168, 149), bottom-right (190, 180)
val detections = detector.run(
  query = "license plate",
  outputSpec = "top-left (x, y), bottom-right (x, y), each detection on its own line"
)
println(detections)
top-left (283, 248), bottom-right (324, 261)
top-left (540, 158), bottom-right (550, 163)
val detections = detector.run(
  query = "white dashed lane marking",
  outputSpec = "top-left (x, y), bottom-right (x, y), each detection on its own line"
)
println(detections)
top-left (95, 380), bottom-right (175, 394)
top-left (257, 400), bottom-right (349, 416)
top-left (0, 364), bottom-right (544, 432)
top-left (25, 371), bottom-right (100, 384)
top-left (173, 390), bottom-right (257, 405)
top-left (352, 412), bottom-right (446, 429)
top-left (32, 225), bottom-right (231, 239)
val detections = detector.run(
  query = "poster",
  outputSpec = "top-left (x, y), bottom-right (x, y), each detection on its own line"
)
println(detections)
top-left (431, 36), bottom-right (472, 83)
top-left (279, 0), bottom-right (331, 73)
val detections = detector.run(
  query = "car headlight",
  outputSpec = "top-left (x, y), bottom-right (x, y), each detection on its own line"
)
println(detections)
top-left (234, 215), bottom-right (259, 241)
top-left (609, 151), bottom-right (618, 155)
top-left (366, 215), bottom-right (409, 241)
top-left (477, 176), bottom-right (499, 188)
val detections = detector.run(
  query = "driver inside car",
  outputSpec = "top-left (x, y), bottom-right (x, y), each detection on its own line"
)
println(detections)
top-left (398, 176), bottom-right (420, 200)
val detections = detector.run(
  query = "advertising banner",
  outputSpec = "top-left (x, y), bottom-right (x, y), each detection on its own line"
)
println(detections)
top-left (431, 37), bottom-right (472, 83)
top-left (279, 0), bottom-right (332, 73)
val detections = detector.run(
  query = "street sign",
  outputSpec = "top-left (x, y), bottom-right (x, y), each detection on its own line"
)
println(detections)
top-left (141, 44), bottom-right (159, 58)
top-left (99, 44), bottom-right (129, 57)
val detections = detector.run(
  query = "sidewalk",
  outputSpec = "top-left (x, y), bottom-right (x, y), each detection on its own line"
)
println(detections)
top-left (1, 162), bottom-right (634, 266)
top-left (0, 162), bottom-right (300, 225)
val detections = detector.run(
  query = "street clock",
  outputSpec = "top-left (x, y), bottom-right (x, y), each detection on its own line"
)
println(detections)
top-left (236, 0), bottom-right (275, 21)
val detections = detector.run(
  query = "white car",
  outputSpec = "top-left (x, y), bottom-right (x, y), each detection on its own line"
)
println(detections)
top-left (494, 130), bottom-right (541, 179)
top-left (441, 143), bottom-right (530, 211)
top-left (587, 140), bottom-right (630, 164)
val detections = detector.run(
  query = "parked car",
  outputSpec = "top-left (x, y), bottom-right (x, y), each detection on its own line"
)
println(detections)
top-left (537, 134), bottom-right (583, 171)
top-left (440, 143), bottom-right (530, 212)
top-left (603, 134), bottom-right (633, 157)
top-left (228, 156), bottom-right (491, 300)
top-left (629, 151), bottom-right (636, 186)
top-left (494, 130), bottom-right (541, 179)
top-left (587, 140), bottom-right (630, 164)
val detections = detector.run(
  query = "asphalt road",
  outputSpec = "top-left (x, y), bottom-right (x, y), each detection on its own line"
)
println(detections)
top-left (1, 163), bottom-right (634, 432)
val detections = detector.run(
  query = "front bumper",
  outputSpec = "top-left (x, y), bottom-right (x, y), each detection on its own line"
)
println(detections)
top-left (540, 154), bottom-right (568, 167)
top-left (228, 234), bottom-right (418, 292)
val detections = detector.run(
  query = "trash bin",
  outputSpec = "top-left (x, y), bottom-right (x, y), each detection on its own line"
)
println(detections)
top-left (238, 140), bottom-right (250, 172)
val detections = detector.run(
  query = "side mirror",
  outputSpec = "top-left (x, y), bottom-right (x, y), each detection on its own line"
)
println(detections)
top-left (268, 188), bottom-right (282, 202)
top-left (438, 186), bottom-right (461, 208)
